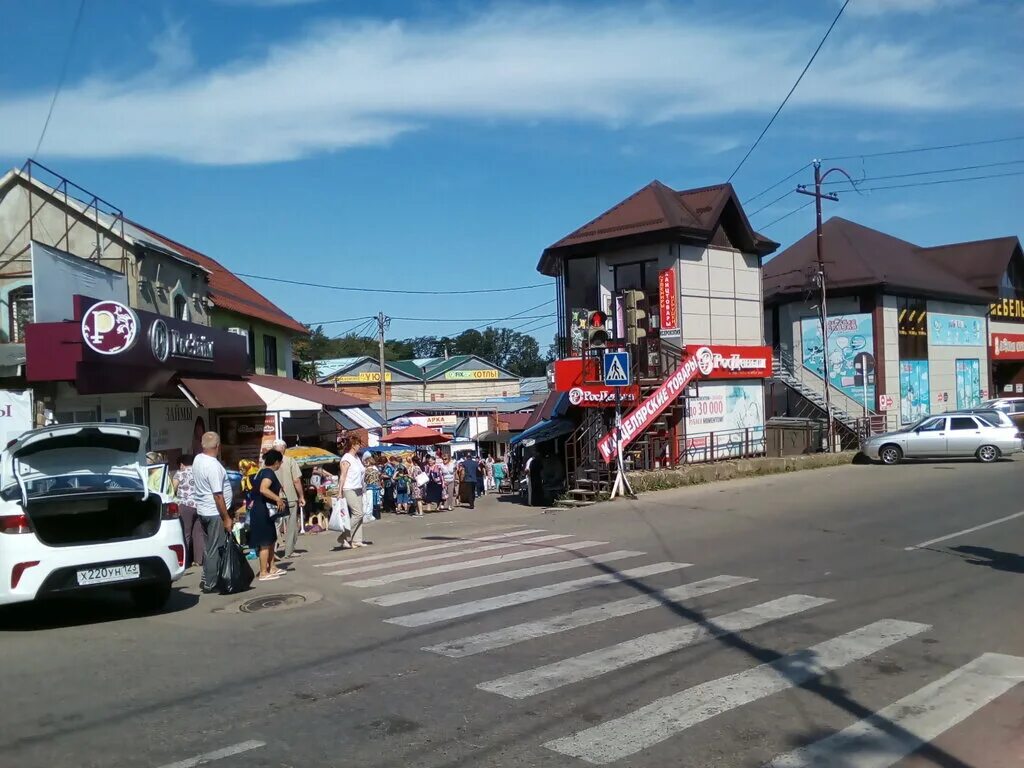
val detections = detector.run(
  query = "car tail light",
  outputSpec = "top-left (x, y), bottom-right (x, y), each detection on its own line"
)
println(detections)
top-left (162, 502), bottom-right (180, 520)
top-left (11, 561), bottom-right (39, 589)
top-left (168, 544), bottom-right (185, 568)
top-left (0, 513), bottom-right (32, 534)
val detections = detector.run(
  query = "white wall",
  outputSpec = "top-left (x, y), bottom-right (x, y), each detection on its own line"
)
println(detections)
top-left (679, 245), bottom-right (763, 345)
top-left (881, 295), bottom-right (901, 430)
top-left (924, 300), bottom-right (989, 411)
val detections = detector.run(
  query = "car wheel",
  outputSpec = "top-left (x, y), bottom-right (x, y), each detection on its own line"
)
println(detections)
top-left (976, 445), bottom-right (1000, 463)
top-left (879, 445), bottom-right (903, 465)
top-left (130, 581), bottom-right (171, 612)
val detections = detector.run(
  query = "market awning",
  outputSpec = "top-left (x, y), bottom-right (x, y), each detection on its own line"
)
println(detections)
top-left (247, 374), bottom-right (370, 411)
top-left (179, 377), bottom-right (264, 409)
top-left (509, 417), bottom-right (575, 447)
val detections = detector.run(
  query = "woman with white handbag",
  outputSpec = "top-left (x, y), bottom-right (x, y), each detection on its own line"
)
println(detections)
top-left (336, 436), bottom-right (368, 549)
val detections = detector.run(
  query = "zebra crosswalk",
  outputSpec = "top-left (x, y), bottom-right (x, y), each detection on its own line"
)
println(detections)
top-left (316, 526), bottom-right (1024, 766)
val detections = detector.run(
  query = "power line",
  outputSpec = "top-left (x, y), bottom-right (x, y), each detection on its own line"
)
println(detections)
top-left (742, 163), bottom-right (811, 205)
top-left (236, 272), bottom-right (551, 295)
top-left (837, 169), bottom-right (1024, 193)
top-left (304, 316), bottom-right (375, 327)
top-left (759, 200), bottom-right (814, 230)
top-left (390, 314), bottom-right (552, 323)
top-left (308, 300), bottom-right (555, 329)
top-left (819, 158), bottom-right (1024, 187)
top-left (727, 0), bottom-right (851, 182)
top-left (823, 134), bottom-right (1024, 162)
top-left (33, 0), bottom-right (86, 158)
top-left (747, 189), bottom-right (796, 219)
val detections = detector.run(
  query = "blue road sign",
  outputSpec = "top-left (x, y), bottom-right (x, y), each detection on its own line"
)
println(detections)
top-left (603, 351), bottom-right (631, 386)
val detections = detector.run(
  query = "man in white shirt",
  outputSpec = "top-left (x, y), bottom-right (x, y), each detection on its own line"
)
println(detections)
top-left (192, 431), bottom-right (234, 593)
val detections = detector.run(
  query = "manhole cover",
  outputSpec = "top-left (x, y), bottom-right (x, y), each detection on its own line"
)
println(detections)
top-left (239, 594), bottom-right (307, 613)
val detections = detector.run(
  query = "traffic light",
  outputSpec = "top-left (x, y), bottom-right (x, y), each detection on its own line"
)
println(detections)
top-left (587, 310), bottom-right (609, 348)
top-left (623, 290), bottom-right (647, 345)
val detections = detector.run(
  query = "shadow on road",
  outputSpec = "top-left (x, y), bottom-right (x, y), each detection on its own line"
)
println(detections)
top-left (951, 545), bottom-right (1024, 574)
top-left (0, 587), bottom-right (199, 632)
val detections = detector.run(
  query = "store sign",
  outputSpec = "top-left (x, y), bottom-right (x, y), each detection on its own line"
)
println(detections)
top-left (684, 381), bottom-right (765, 461)
top-left (553, 357), bottom-right (600, 391)
top-left (684, 345), bottom-right (772, 380)
top-left (991, 332), bottom-right (1024, 360)
top-left (81, 301), bottom-right (139, 355)
top-left (0, 390), bottom-right (33, 446)
top-left (878, 394), bottom-right (894, 411)
top-left (659, 268), bottom-right (678, 331)
top-left (148, 319), bottom-right (215, 363)
top-left (331, 371), bottom-right (392, 383)
top-left (990, 297), bottom-right (1024, 322)
top-left (149, 398), bottom-right (208, 453)
top-left (445, 369), bottom-right (500, 380)
top-left (219, 413), bottom-right (278, 468)
top-left (408, 414), bottom-right (458, 427)
top-left (567, 384), bottom-right (639, 408)
top-left (928, 313), bottom-right (984, 346)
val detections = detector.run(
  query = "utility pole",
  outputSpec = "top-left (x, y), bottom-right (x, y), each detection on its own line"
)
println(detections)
top-left (796, 159), bottom-right (853, 452)
top-left (377, 311), bottom-right (390, 424)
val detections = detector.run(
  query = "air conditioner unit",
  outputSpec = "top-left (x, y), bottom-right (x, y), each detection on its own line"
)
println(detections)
top-left (227, 327), bottom-right (249, 340)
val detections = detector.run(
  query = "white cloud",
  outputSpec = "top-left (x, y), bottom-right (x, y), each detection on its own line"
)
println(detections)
top-left (845, 0), bottom-right (973, 16)
top-left (1, 4), bottom-right (1019, 165)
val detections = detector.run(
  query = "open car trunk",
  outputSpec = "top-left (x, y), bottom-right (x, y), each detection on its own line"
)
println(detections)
top-left (25, 491), bottom-right (162, 547)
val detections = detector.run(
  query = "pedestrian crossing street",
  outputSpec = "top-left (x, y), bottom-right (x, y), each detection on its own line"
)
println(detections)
top-left (313, 527), bottom-right (1024, 766)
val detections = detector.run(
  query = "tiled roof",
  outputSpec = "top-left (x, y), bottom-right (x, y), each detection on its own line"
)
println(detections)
top-left (763, 217), bottom-right (997, 304)
top-left (129, 223), bottom-right (307, 335)
top-left (917, 237), bottom-right (1023, 289)
top-left (538, 180), bottom-right (778, 275)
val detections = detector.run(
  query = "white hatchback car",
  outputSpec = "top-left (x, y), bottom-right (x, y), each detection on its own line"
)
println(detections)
top-left (0, 423), bottom-right (186, 611)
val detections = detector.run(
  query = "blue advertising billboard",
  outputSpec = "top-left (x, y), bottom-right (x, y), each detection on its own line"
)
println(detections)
top-left (800, 313), bottom-right (874, 408)
top-left (899, 360), bottom-right (930, 425)
top-left (955, 358), bottom-right (982, 409)
top-left (929, 313), bottom-right (984, 347)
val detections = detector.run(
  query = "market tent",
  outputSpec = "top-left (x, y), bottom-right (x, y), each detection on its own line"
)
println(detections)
top-left (380, 424), bottom-right (450, 446)
top-left (364, 444), bottom-right (415, 453)
top-left (286, 446), bottom-right (341, 466)
top-left (509, 417), bottom-right (575, 447)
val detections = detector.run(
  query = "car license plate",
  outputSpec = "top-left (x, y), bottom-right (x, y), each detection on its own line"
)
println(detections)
top-left (76, 563), bottom-right (140, 586)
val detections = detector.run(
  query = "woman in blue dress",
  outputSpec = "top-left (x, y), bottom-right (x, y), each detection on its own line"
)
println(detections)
top-left (250, 449), bottom-right (288, 582)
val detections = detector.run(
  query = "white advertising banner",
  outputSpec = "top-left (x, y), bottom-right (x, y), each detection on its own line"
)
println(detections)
top-left (684, 381), bottom-right (765, 460)
top-left (30, 241), bottom-right (128, 323)
top-left (0, 390), bottom-right (33, 446)
top-left (149, 399), bottom-right (209, 455)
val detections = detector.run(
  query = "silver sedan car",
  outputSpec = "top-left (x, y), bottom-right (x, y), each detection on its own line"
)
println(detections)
top-left (861, 413), bottom-right (1023, 465)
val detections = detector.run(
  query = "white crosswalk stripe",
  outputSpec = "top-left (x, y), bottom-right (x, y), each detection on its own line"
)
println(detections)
top-left (386, 562), bottom-right (693, 628)
top-left (423, 574), bottom-right (755, 658)
top-left (478, 594), bottom-right (832, 699)
top-left (544, 619), bottom-right (930, 765)
top-left (324, 534), bottom-right (573, 577)
top-left (365, 550), bottom-right (646, 605)
top-left (312, 528), bottom-right (546, 568)
top-left (348, 539), bottom-right (612, 587)
top-left (766, 652), bottom-right (1024, 768)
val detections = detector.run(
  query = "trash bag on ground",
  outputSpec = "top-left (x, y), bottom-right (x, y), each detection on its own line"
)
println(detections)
top-left (218, 536), bottom-right (255, 594)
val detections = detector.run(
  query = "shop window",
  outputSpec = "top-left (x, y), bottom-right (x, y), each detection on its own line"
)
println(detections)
top-left (896, 296), bottom-right (927, 360)
top-left (7, 286), bottom-right (33, 343)
top-left (263, 334), bottom-right (278, 374)
top-left (173, 294), bottom-right (189, 321)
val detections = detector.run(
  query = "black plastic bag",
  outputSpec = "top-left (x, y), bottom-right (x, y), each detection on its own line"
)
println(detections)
top-left (218, 536), bottom-right (255, 594)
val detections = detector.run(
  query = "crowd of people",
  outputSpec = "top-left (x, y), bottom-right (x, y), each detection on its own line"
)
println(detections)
top-left (166, 430), bottom-right (510, 592)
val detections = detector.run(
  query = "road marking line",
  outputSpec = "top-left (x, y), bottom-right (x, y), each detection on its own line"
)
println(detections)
top-left (767, 652), bottom-right (1024, 768)
top-left (324, 534), bottom-right (572, 576)
top-left (386, 562), bottom-right (692, 628)
top-left (314, 529), bottom-right (545, 567)
top-left (905, 510), bottom-right (1024, 551)
top-left (364, 549), bottom-right (642, 601)
top-left (543, 619), bottom-right (929, 765)
top-left (479, 595), bottom-right (832, 699)
top-left (423, 574), bottom-right (755, 658)
top-left (156, 740), bottom-right (265, 768)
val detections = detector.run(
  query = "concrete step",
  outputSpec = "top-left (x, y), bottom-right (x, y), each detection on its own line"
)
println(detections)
top-left (552, 497), bottom-right (597, 508)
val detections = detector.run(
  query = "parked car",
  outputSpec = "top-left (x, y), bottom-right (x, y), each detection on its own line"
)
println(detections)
top-left (861, 413), bottom-right (1023, 465)
top-left (978, 397), bottom-right (1024, 429)
top-left (0, 423), bottom-right (186, 610)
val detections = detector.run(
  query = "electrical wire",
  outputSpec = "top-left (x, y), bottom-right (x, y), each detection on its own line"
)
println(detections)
top-left (727, 0), bottom-right (851, 182)
top-left (303, 316), bottom-right (375, 327)
top-left (819, 159), bottom-right (1024, 187)
top-left (747, 189), bottom-right (796, 219)
top-left (34, 0), bottom-right (86, 158)
top-left (823, 134), bottom-right (1024, 162)
top-left (834, 169), bottom-right (1024, 194)
top-left (759, 200), bottom-right (814, 230)
top-left (742, 163), bottom-right (812, 205)
top-left (236, 272), bottom-right (551, 295)
top-left (390, 314), bottom-right (551, 323)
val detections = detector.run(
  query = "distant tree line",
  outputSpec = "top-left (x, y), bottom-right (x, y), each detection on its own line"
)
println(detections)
top-left (294, 325), bottom-right (555, 380)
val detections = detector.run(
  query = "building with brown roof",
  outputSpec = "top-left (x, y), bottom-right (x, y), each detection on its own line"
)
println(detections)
top-left (764, 216), bottom-right (1024, 431)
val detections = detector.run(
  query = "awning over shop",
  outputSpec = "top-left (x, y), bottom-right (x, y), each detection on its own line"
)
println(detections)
top-left (179, 377), bottom-right (264, 409)
top-left (247, 374), bottom-right (370, 412)
top-left (509, 417), bottom-right (575, 447)
top-left (340, 406), bottom-right (383, 429)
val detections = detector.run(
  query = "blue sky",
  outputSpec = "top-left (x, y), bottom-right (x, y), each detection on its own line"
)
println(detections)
top-left (1, 0), bottom-right (1022, 344)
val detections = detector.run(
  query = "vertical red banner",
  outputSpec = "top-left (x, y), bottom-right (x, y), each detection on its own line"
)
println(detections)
top-left (659, 267), bottom-right (678, 330)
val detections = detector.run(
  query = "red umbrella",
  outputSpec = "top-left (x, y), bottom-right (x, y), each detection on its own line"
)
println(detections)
top-left (379, 424), bottom-right (451, 446)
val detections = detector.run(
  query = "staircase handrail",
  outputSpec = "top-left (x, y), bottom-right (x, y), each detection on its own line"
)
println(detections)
top-left (774, 345), bottom-right (881, 421)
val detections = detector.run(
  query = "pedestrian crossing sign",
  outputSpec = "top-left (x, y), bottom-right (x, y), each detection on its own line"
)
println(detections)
top-left (603, 351), bottom-right (631, 386)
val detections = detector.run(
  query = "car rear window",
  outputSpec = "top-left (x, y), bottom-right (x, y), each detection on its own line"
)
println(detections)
top-left (950, 417), bottom-right (980, 431)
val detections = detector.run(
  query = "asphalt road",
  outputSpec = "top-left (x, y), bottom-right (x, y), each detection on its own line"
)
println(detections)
top-left (3, 456), bottom-right (1024, 768)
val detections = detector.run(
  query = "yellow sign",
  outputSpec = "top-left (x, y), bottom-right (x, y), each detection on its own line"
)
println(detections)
top-left (330, 371), bottom-right (392, 383)
top-left (445, 369), bottom-right (500, 380)
top-left (990, 297), bottom-right (1024, 322)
